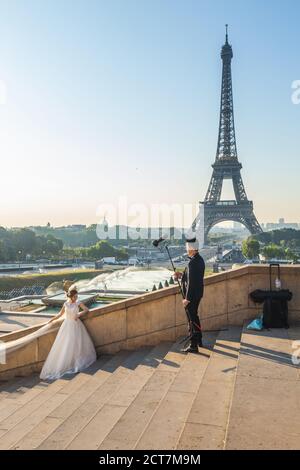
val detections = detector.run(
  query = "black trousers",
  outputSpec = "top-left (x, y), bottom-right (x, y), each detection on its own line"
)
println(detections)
top-left (186, 298), bottom-right (202, 347)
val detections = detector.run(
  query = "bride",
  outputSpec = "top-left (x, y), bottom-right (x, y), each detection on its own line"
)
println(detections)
top-left (40, 287), bottom-right (97, 380)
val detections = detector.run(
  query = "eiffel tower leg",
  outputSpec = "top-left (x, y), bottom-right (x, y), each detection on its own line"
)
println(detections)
top-left (200, 205), bottom-right (262, 243)
top-left (241, 213), bottom-right (263, 236)
top-left (204, 211), bottom-right (214, 245)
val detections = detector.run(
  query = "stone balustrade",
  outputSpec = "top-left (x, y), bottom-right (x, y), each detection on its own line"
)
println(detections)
top-left (0, 264), bottom-right (299, 381)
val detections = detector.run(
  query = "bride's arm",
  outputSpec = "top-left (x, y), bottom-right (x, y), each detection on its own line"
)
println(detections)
top-left (78, 302), bottom-right (89, 318)
top-left (48, 305), bottom-right (65, 323)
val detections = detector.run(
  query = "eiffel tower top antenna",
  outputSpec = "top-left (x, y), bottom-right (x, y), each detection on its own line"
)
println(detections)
top-left (225, 24), bottom-right (228, 43)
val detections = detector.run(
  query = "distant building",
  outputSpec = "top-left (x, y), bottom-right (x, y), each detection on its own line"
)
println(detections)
top-left (54, 225), bottom-right (87, 231)
top-left (219, 247), bottom-right (246, 263)
top-left (68, 225), bottom-right (86, 230)
top-left (264, 219), bottom-right (299, 231)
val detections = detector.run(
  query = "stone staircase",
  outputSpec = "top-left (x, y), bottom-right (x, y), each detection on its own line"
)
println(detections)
top-left (0, 324), bottom-right (299, 450)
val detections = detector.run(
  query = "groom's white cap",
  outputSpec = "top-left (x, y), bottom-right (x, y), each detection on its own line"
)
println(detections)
top-left (185, 236), bottom-right (199, 251)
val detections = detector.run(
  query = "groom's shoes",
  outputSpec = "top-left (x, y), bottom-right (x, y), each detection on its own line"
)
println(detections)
top-left (181, 345), bottom-right (199, 354)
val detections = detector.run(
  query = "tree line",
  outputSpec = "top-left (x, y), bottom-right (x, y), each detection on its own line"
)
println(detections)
top-left (63, 240), bottom-right (128, 262)
top-left (242, 228), bottom-right (300, 262)
top-left (0, 227), bottom-right (63, 262)
top-left (0, 227), bottom-right (129, 263)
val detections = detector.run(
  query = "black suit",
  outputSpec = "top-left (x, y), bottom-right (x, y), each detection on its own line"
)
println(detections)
top-left (181, 252), bottom-right (205, 347)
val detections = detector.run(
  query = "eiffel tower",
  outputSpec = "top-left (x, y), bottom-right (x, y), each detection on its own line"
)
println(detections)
top-left (193, 26), bottom-right (262, 244)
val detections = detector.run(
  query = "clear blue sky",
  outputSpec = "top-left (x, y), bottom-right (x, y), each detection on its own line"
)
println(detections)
top-left (0, 0), bottom-right (299, 227)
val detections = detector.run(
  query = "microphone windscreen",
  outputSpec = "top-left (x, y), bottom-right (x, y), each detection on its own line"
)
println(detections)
top-left (152, 237), bottom-right (164, 247)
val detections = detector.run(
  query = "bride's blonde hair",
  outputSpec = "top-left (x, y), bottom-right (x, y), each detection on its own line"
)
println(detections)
top-left (67, 288), bottom-right (78, 299)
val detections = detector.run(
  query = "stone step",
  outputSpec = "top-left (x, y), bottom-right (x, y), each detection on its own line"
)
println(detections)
top-left (36, 348), bottom-right (153, 450)
top-left (12, 350), bottom-right (141, 450)
top-left (98, 337), bottom-right (190, 450)
top-left (177, 326), bottom-right (242, 450)
top-left (0, 354), bottom-right (118, 450)
top-left (0, 380), bottom-right (50, 423)
top-left (66, 342), bottom-right (173, 450)
top-left (225, 326), bottom-right (300, 450)
top-left (135, 333), bottom-right (218, 450)
top-left (12, 353), bottom-right (133, 450)
top-left (0, 354), bottom-right (110, 426)
top-left (0, 374), bottom-right (44, 402)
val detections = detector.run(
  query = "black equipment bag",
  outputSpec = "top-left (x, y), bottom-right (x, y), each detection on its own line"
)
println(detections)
top-left (263, 297), bottom-right (288, 328)
top-left (249, 264), bottom-right (292, 329)
top-left (263, 264), bottom-right (291, 328)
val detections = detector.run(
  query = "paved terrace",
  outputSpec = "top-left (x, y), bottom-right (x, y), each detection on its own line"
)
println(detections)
top-left (0, 312), bottom-right (53, 335)
top-left (0, 265), bottom-right (299, 450)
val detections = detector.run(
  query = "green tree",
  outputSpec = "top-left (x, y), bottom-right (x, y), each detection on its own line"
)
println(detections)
top-left (81, 240), bottom-right (128, 261)
top-left (242, 239), bottom-right (260, 259)
top-left (261, 244), bottom-right (285, 260)
top-left (285, 248), bottom-right (298, 262)
top-left (13, 229), bottom-right (37, 255)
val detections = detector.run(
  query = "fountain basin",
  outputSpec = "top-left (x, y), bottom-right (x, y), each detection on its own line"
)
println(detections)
top-left (42, 293), bottom-right (98, 307)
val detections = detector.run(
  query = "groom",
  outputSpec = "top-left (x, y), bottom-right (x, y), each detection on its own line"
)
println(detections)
top-left (174, 237), bottom-right (205, 353)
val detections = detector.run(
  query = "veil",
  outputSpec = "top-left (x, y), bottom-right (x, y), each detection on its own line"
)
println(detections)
top-left (1, 318), bottom-right (62, 356)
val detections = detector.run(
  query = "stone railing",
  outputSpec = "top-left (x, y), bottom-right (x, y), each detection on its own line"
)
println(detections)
top-left (0, 264), bottom-right (299, 381)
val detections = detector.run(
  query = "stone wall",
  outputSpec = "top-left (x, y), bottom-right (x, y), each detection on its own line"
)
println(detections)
top-left (0, 265), bottom-right (299, 381)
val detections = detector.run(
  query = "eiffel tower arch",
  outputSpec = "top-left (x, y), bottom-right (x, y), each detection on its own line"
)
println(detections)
top-left (193, 26), bottom-right (262, 244)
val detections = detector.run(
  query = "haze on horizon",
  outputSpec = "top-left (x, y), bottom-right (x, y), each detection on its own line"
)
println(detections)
top-left (0, 0), bottom-right (299, 229)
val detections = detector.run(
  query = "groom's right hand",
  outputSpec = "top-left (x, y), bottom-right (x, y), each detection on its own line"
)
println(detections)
top-left (173, 271), bottom-right (182, 281)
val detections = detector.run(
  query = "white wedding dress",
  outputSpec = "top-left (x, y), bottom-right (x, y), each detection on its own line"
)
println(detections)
top-left (40, 300), bottom-right (97, 380)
